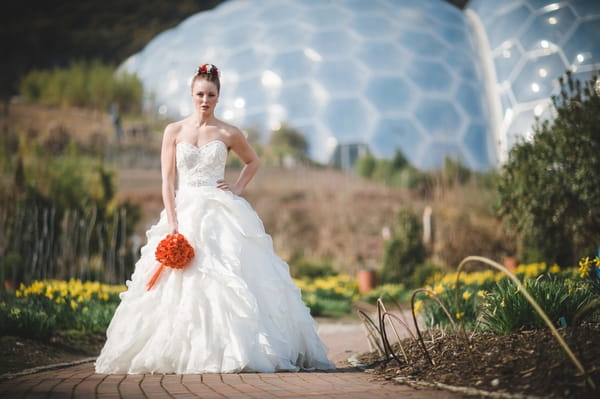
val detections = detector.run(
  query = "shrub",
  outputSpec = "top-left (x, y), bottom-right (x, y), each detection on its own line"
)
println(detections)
top-left (481, 274), bottom-right (593, 334)
top-left (379, 209), bottom-right (427, 284)
top-left (496, 72), bottom-right (600, 266)
top-left (19, 60), bottom-right (143, 113)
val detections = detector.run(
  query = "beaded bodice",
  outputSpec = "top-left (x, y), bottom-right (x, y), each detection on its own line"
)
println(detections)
top-left (176, 140), bottom-right (227, 188)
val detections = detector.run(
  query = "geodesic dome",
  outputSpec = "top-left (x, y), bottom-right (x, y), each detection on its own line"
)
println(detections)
top-left (467, 0), bottom-right (600, 162)
top-left (122, 0), bottom-right (494, 170)
top-left (122, 0), bottom-right (600, 170)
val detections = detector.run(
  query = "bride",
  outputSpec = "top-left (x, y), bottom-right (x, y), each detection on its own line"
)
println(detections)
top-left (95, 64), bottom-right (335, 374)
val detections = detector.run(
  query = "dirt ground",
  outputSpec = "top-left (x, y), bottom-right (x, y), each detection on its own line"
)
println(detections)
top-left (0, 332), bottom-right (104, 375)
top-left (358, 322), bottom-right (600, 398)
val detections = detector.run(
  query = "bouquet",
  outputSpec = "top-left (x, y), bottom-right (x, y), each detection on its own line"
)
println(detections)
top-left (147, 233), bottom-right (195, 290)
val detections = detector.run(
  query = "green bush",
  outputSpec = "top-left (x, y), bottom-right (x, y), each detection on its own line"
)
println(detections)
top-left (496, 72), bottom-right (600, 266)
top-left (481, 274), bottom-right (593, 334)
top-left (0, 303), bottom-right (57, 341)
top-left (19, 60), bottom-right (143, 113)
top-left (289, 257), bottom-right (336, 279)
top-left (361, 283), bottom-right (408, 304)
top-left (379, 209), bottom-right (427, 284)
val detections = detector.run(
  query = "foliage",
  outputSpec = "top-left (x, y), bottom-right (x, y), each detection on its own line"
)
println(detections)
top-left (481, 274), bottom-right (591, 334)
top-left (266, 124), bottom-right (309, 165)
top-left (379, 209), bottom-right (427, 285)
top-left (407, 261), bottom-right (443, 288)
top-left (419, 260), bottom-right (600, 333)
top-left (0, 279), bottom-right (123, 341)
top-left (0, 133), bottom-right (140, 285)
top-left (289, 256), bottom-right (336, 279)
top-left (2, 0), bottom-right (223, 98)
top-left (496, 72), bottom-right (600, 266)
top-left (294, 274), bottom-right (358, 317)
top-left (19, 60), bottom-right (143, 113)
top-left (360, 283), bottom-right (409, 304)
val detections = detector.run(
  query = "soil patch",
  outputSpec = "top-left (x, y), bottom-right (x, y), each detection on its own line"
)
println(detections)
top-left (357, 322), bottom-right (600, 398)
top-left (0, 332), bottom-right (105, 375)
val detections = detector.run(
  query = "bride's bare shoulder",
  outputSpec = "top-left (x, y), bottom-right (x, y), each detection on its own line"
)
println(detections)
top-left (163, 118), bottom-right (190, 141)
top-left (218, 120), bottom-right (245, 141)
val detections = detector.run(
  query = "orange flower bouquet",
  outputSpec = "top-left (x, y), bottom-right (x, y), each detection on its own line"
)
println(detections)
top-left (147, 233), bottom-right (195, 290)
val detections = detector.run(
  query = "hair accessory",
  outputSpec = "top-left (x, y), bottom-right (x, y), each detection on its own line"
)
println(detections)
top-left (197, 63), bottom-right (219, 77)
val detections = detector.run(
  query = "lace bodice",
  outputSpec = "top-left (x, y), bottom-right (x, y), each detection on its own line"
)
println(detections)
top-left (176, 140), bottom-right (227, 188)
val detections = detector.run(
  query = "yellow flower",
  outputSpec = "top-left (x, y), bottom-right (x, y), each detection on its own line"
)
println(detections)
top-left (82, 306), bottom-right (89, 313)
top-left (413, 300), bottom-right (423, 315)
top-left (433, 284), bottom-right (444, 295)
top-left (549, 264), bottom-right (560, 274)
top-left (462, 291), bottom-right (472, 301)
top-left (70, 300), bottom-right (78, 310)
top-left (455, 312), bottom-right (464, 320)
top-left (477, 290), bottom-right (486, 298)
top-left (500, 300), bottom-right (506, 308)
top-left (579, 257), bottom-right (591, 278)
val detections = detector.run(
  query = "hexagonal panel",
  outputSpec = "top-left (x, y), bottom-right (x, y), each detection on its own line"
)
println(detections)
top-left (365, 77), bottom-right (413, 114)
top-left (370, 118), bottom-right (424, 162)
top-left (493, 41), bottom-right (524, 82)
top-left (520, 6), bottom-right (577, 51)
top-left (317, 59), bottom-right (367, 94)
top-left (397, 30), bottom-right (447, 56)
top-left (463, 123), bottom-right (492, 169)
top-left (301, 4), bottom-right (351, 26)
top-left (562, 20), bottom-right (600, 66)
top-left (270, 51), bottom-right (317, 82)
top-left (456, 83), bottom-right (486, 118)
top-left (406, 60), bottom-right (454, 92)
top-left (277, 83), bottom-right (320, 121)
top-left (323, 98), bottom-right (372, 142)
top-left (512, 52), bottom-right (566, 103)
top-left (356, 41), bottom-right (408, 73)
top-left (414, 99), bottom-right (462, 138)
top-left (259, 23), bottom-right (308, 51)
top-left (486, 5), bottom-right (532, 50)
top-left (310, 30), bottom-right (357, 58)
top-left (350, 15), bottom-right (394, 38)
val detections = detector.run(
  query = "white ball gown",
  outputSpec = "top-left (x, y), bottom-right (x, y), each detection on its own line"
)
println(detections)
top-left (95, 140), bottom-right (335, 374)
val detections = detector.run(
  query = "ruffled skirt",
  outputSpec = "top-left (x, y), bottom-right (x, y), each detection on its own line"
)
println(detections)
top-left (95, 186), bottom-right (335, 374)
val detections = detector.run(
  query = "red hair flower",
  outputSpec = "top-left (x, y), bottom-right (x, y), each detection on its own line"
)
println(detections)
top-left (147, 233), bottom-right (195, 290)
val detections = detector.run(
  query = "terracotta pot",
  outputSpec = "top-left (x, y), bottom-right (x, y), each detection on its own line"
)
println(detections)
top-left (357, 270), bottom-right (376, 294)
top-left (503, 256), bottom-right (518, 272)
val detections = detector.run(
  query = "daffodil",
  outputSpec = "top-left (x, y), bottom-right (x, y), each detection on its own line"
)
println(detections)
top-left (579, 257), bottom-right (591, 278)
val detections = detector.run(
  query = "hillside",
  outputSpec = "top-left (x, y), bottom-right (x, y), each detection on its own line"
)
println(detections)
top-left (3, 102), bottom-right (513, 276)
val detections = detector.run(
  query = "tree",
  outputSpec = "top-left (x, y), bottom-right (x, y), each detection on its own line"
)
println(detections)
top-left (268, 124), bottom-right (308, 164)
top-left (496, 72), bottom-right (600, 266)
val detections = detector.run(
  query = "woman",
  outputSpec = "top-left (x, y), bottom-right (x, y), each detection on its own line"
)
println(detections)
top-left (95, 64), bottom-right (335, 374)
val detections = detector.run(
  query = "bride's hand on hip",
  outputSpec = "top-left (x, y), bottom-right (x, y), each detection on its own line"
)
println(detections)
top-left (216, 179), bottom-right (241, 195)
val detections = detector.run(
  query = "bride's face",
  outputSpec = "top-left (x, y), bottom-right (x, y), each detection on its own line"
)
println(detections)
top-left (192, 79), bottom-right (219, 115)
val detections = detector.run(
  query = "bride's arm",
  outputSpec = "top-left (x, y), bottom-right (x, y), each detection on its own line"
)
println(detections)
top-left (220, 129), bottom-right (260, 196)
top-left (161, 123), bottom-right (179, 233)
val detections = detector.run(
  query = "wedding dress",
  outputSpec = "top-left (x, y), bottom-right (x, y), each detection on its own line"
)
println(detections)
top-left (95, 140), bottom-right (335, 374)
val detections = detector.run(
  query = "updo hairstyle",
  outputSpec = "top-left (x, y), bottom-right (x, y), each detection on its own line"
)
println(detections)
top-left (191, 63), bottom-right (220, 93)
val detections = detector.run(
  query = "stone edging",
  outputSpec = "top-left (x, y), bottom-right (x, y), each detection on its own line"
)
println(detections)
top-left (0, 357), bottom-right (96, 381)
top-left (346, 355), bottom-right (543, 399)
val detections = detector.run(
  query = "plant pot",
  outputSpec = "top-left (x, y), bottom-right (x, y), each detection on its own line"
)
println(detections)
top-left (504, 256), bottom-right (518, 272)
top-left (357, 269), bottom-right (376, 294)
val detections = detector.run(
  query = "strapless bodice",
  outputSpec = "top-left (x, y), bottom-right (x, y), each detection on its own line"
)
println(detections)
top-left (176, 140), bottom-right (227, 188)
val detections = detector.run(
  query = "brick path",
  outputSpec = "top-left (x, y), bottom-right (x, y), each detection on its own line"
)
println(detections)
top-left (0, 321), bottom-right (459, 399)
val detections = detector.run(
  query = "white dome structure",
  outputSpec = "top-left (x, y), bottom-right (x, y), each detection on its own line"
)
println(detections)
top-left (467, 0), bottom-right (600, 163)
top-left (122, 0), bottom-right (600, 170)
